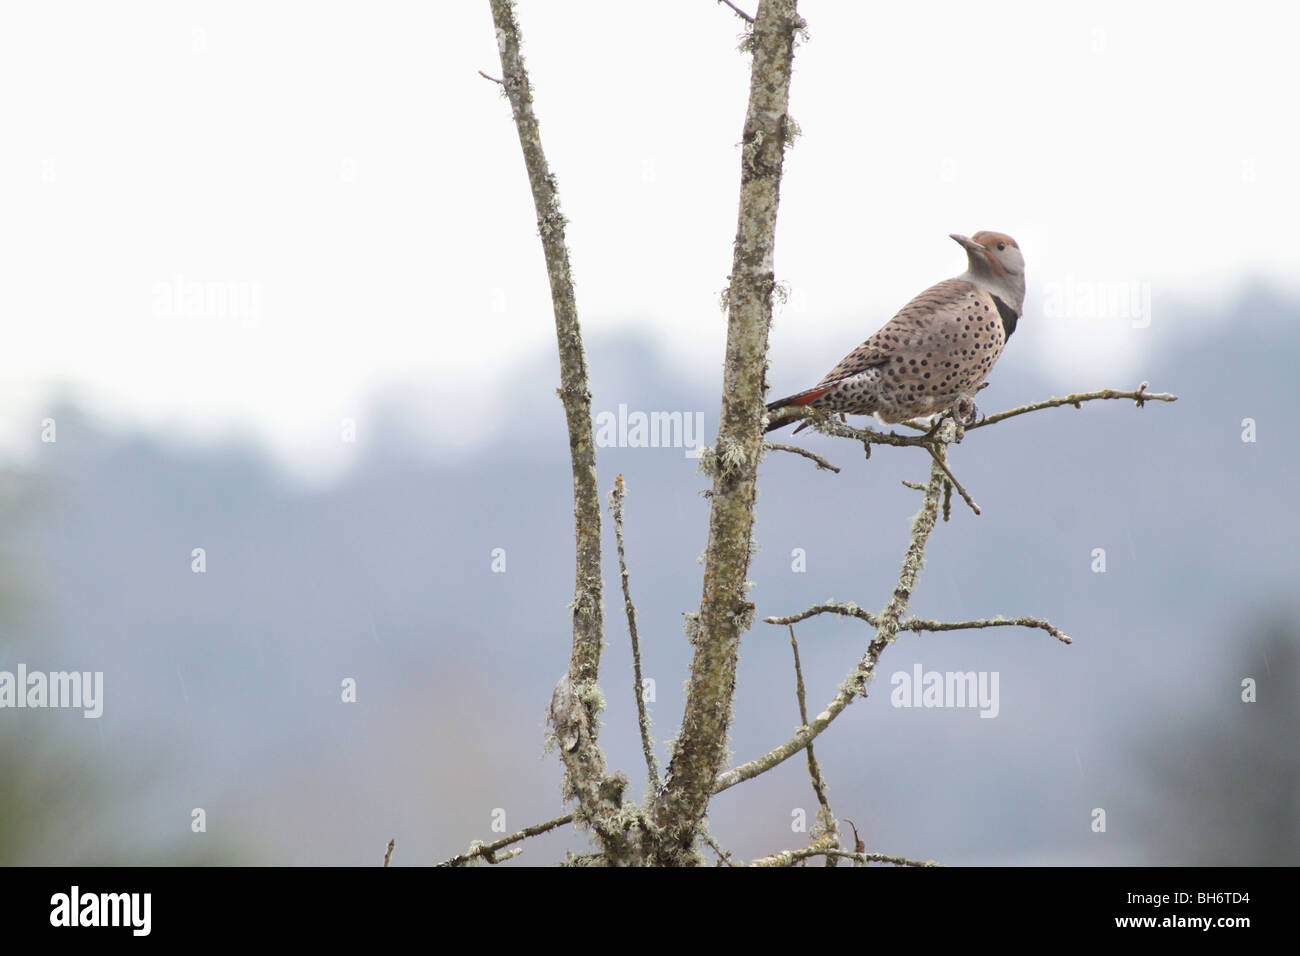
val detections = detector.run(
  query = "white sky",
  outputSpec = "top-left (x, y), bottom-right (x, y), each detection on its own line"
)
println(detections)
top-left (2, 1), bottom-right (1296, 482)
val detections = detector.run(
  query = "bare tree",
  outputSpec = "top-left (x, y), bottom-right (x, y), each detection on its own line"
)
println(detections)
top-left (442, 0), bottom-right (1176, 867)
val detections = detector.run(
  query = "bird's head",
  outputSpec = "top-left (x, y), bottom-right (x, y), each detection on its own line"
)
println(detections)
top-left (950, 231), bottom-right (1024, 279)
top-left (951, 231), bottom-right (1025, 312)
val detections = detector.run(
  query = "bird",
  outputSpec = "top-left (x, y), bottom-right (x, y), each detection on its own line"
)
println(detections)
top-left (765, 231), bottom-right (1025, 433)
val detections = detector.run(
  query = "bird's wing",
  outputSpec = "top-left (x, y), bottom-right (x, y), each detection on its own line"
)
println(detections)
top-left (817, 278), bottom-right (978, 385)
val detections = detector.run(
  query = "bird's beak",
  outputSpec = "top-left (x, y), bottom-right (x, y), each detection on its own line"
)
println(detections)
top-left (949, 233), bottom-right (981, 255)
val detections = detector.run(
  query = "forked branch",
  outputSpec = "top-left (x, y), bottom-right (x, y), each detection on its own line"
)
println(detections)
top-left (714, 457), bottom-right (947, 795)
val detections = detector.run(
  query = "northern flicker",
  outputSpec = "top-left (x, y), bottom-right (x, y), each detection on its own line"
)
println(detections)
top-left (766, 232), bottom-right (1025, 432)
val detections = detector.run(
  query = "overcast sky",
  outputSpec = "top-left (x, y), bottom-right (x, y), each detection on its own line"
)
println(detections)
top-left (2, 1), bottom-right (1295, 481)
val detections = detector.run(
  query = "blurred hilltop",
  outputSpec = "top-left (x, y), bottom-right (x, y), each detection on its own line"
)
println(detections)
top-left (1, 283), bottom-right (1297, 865)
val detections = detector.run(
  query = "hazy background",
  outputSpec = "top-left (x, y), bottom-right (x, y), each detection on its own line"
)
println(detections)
top-left (1, 1), bottom-right (1297, 865)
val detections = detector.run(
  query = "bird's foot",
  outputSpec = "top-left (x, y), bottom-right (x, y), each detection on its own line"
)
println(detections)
top-left (952, 397), bottom-right (979, 428)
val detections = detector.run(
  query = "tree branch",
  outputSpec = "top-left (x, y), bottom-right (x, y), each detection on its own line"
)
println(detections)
top-left (763, 601), bottom-right (1072, 645)
top-left (800, 411), bottom-right (938, 450)
top-left (769, 382), bottom-right (1177, 520)
top-left (772, 382), bottom-right (1178, 445)
top-left (824, 849), bottom-right (938, 867)
top-left (750, 838), bottom-right (936, 867)
top-left (714, 457), bottom-right (946, 795)
top-left (765, 440), bottom-right (840, 473)
top-left (650, 0), bottom-right (800, 868)
top-left (717, 0), bottom-right (756, 23)
top-left (609, 475), bottom-right (661, 793)
top-left (651, 0), bottom-right (804, 865)
top-left (749, 832), bottom-right (838, 867)
top-left (488, 0), bottom-right (614, 847)
top-left (926, 442), bottom-right (980, 515)
top-left (965, 381), bottom-right (1177, 430)
top-left (701, 829), bottom-right (740, 867)
top-left (437, 813), bottom-right (575, 867)
top-left (789, 624), bottom-right (838, 865)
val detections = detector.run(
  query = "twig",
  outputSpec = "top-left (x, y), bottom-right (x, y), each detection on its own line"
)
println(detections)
top-left (714, 458), bottom-right (946, 795)
top-left (901, 480), bottom-right (926, 491)
top-left (763, 601), bottom-right (1073, 645)
top-left (775, 382), bottom-right (1177, 519)
top-left (766, 440), bottom-right (840, 473)
top-left (966, 382), bottom-right (1177, 430)
top-left (751, 836), bottom-right (937, 867)
top-left (842, 818), bottom-right (866, 867)
top-left (437, 813), bottom-right (575, 867)
top-left (903, 615), bottom-right (1073, 644)
top-left (789, 625), bottom-right (836, 863)
top-left (807, 412), bottom-right (937, 450)
top-left (825, 849), bottom-right (938, 867)
top-left (717, 0), bottom-right (756, 22)
top-left (477, 70), bottom-right (503, 84)
top-left (609, 474), bottom-right (661, 792)
top-left (750, 832), bottom-right (838, 867)
top-left (702, 829), bottom-right (739, 867)
top-left (763, 381), bottom-right (1176, 458)
top-left (383, 839), bottom-right (395, 867)
top-left (926, 445), bottom-right (980, 515)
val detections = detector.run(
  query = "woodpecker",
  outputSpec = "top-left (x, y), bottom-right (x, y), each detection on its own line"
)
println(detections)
top-left (766, 232), bottom-right (1025, 432)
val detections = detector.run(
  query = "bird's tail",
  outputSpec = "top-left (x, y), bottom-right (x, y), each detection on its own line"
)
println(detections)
top-left (764, 385), bottom-right (835, 433)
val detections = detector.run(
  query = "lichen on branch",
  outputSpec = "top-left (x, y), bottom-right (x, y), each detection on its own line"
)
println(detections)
top-left (650, 0), bottom-right (805, 866)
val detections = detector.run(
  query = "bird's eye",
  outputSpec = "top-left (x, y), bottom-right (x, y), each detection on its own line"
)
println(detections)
top-left (997, 241), bottom-right (1006, 251)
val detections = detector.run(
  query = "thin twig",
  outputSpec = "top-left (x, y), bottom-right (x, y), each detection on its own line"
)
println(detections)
top-left (766, 381), bottom-right (1176, 453)
top-left (714, 459), bottom-right (947, 795)
top-left (842, 819), bottom-right (866, 867)
top-left (383, 839), bottom-right (395, 867)
top-left (774, 382), bottom-right (1176, 522)
top-left (789, 625), bottom-right (836, 863)
top-left (717, 0), bottom-right (756, 22)
top-left (926, 445), bottom-right (980, 515)
top-left (966, 382), bottom-right (1177, 430)
top-left (437, 813), bottom-right (575, 867)
top-left (752, 837), bottom-right (937, 867)
top-left (806, 412), bottom-right (937, 450)
top-left (825, 849), bottom-right (938, 867)
top-left (702, 829), bottom-right (739, 867)
top-left (902, 615), bottom-right (1073, 644)
top-left (750, 832), bottom-right (838, 867)
top-left (766, 440), bottom-right (840, 473)
top-left (789, 409), bottom-right (984, 513)
top-left (609, 474), bottom-right (661, 792)
top-left (477, 70), bottom-right (503, 84)
top-left (762, 601), bottom-right (1073, 644)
